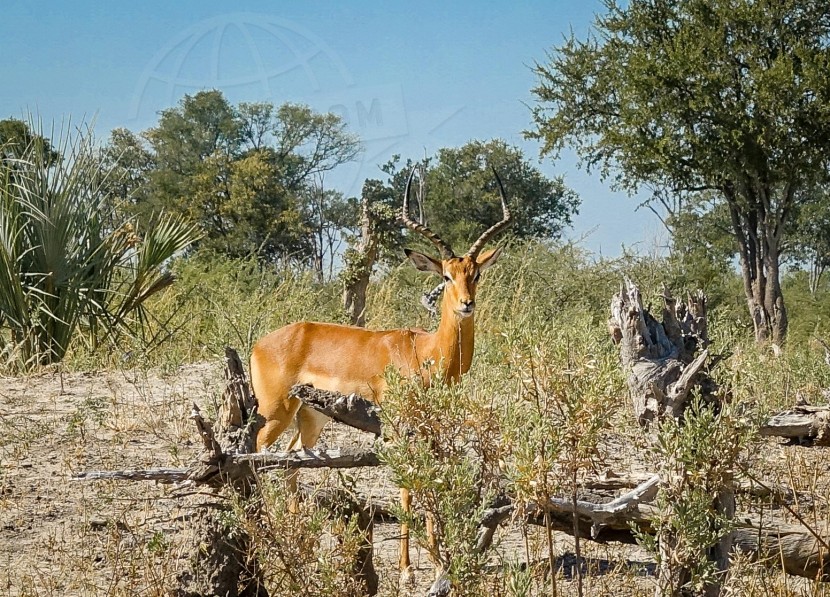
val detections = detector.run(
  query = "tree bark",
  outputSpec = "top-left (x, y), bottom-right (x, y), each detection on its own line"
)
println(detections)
top-left (176, 347), bottom-right (266, 597)
top-left (725, 183), bottom-right (789, 346)
top-left (343, 192), bottom-right (378, 327)
top-left (760, 405), bottom-right (830, 446)
top-left (290, 383), bottom-right (382, 436)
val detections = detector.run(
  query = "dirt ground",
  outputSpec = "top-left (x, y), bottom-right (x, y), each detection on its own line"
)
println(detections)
top-left (0, 362), bottom-right (826, 596)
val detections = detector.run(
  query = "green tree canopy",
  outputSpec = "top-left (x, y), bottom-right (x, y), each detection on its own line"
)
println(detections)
top-left (104, 91), bottom-right (361, 265)
top-left (363, 141), bottom-right (579, 260)
top-left (529, 0), bottom-right (830, 345)
top-left (425, 140), bottom-right (578, 253)
top-left (0, 118), bottom-right (60, 163)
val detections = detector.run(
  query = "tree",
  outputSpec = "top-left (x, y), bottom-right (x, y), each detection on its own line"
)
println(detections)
top-left (341, 145), bottom-right (578, 326)
top-left (0, 118), bottom-right (60, 163)
top-left (100, 127), bottom-right (155, 212)
top-left (529, 0), bottom-right (830, 345)
top-left (664, 194), bottom-right (738, 303)
top-left (790, 187), bottom-right (830, 296)
top-left (301, 175), bottom-right (355, 282)
top-left (106, 91), bottom-right (361, 265)
top-left (423, 140), bottom-right (578, 253)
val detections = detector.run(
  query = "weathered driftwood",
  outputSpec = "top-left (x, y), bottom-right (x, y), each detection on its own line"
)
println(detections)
top-left (472, 476), bottom-right (829, 581)
top-left (760, 405), bottom-right (830, 446)
top-left (73, 468), bottom-right (192, 483)
top-left (585, 472), bottom-right (811, 507)
top-left (175, 347), bottom-right (267, 597)
top-left (290, 383), bottom-right (382, 436)
top-left (611, 280), bottom-right (733, 596)
top-left (609, 281), bottom-right (716, 423)
top-left (73, 448), bottom-right (381, 485)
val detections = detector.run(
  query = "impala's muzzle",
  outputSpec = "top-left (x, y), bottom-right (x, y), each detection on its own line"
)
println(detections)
top-left (456, 299), bottom-right (475, 317)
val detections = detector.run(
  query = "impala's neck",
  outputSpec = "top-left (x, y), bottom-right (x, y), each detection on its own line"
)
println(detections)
top-left (430, 294), bottom-right (476, 382)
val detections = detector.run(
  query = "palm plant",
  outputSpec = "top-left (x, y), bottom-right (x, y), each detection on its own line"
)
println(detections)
top-left (0, 121), bottom-right (200, 369)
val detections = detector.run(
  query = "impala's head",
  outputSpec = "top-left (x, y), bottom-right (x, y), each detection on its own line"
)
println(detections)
top-left (400, 167), bottom-right (512, 319)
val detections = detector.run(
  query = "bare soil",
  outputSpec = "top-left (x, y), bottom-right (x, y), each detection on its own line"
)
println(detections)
top-left (0, 363), bottom-right (827, 596)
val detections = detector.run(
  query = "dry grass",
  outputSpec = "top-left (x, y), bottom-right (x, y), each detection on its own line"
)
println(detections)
top-left (0, 359), bottom-right (828, 596)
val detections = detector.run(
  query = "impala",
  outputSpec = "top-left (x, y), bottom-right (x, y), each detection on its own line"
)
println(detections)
top-left (250, 167), bottom-right (512, 576)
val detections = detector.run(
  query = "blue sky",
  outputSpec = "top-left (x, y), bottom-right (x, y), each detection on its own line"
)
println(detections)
top-left (1, 0), bottom-right (661, 255)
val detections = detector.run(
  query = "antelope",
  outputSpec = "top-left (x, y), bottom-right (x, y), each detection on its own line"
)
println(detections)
top-left (250, 167), bottom-right (512, 577)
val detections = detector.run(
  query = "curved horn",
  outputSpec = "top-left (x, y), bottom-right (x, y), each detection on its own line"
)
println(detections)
top-left (399, 167), bottom-right (455, 259)
top-left (466, 168), bottom-right (513, 258)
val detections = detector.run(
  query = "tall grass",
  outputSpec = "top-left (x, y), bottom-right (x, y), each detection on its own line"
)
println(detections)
top-left (7, 238), bottom-right (830, 594)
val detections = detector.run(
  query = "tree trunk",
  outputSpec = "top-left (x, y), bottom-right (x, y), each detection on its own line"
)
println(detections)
top-left (726, 184), bottom-right (789, 346)
top-left (344, 271), bottom-right (371, 327)
top-left (176, 348), bottom-right (267, 597)
top-left (342, 193), bottom-right (378, 327)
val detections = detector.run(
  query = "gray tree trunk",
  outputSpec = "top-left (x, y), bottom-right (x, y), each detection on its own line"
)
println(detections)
top-left (343, 193), bottom-right (378, 327)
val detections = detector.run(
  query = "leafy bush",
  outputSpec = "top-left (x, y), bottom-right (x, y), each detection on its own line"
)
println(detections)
top-left (0, 121), bottom-right (199, 371)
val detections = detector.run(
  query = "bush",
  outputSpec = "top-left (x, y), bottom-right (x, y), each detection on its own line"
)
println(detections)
top-left (0, 121), bottom-right (199, 371)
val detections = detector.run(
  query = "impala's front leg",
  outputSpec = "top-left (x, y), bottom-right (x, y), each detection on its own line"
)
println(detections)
top-left (399, 486), bottom-right (414, 584)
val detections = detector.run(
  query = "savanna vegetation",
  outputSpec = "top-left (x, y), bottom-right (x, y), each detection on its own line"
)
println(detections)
top-left (2, 0), bottom-right (830, 595)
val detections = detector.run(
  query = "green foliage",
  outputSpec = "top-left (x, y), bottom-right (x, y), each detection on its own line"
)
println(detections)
top-left (379, 373), bottom-right (503, 594)
top-left (0, 119), bottom-right (200, 370)
top-left (499, 312), bottom-right (622, 504)
top-left (99, 252), bottom-right (340, 368)
top-left (646, 395), bottom-right (754, 593)
top-left (233, 476), bottom-right (369, 596)
top-left (367, 142), bottom-right (578, 260)
top-left (107, 91), bottom-right (361, 266)
top-left (530, 0), bottom-right (830, 344)
top-left (0, 118), bottom-right (60, 163)
top-left (425, 140), bottom-right (579, 252)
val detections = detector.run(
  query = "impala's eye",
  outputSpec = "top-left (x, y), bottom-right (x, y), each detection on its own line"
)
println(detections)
top-left (443, 274), bottom-right (452, 284)
top-left (474, 271), bottom-right (481, 283)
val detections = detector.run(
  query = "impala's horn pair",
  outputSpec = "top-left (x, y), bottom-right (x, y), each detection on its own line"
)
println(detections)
top-left (399, 167), bottom-right (512, 259)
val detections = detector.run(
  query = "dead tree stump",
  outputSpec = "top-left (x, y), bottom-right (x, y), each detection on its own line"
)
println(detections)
top-left (609, 280), bottom-right (733, 596)
top-left (176, 348), bottom-right (267, 597)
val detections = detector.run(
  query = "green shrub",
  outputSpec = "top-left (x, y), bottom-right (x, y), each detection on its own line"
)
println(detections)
top-left (0, 121), bottom-right (199, 371)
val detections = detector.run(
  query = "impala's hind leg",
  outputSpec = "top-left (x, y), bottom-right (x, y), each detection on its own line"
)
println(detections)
top-left (296, 406), bottom-right (330, 449)
top-left (255, 396), bottom-right (300, 452)
top-left (399, 487), bottom-right (414, 585)
top-left (282, 406), bottom-right (330, 511)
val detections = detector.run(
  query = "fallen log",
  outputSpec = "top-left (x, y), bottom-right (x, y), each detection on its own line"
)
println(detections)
top-left (73, 447), bottom-right (380, 485)
top-left (760, 405), bottom-right (830, 446)
top-left (585, 472), bottom-right (811, 507)
top-left (474, 476), bottom-right (829, 582)
top-left (291, 383), bottom-right (382, 436)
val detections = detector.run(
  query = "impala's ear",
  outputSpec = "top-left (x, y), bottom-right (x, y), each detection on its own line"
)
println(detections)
top-left (405, 249), bottom-right (443, 275)
top-left (476, 246), bottom-right (503, 272)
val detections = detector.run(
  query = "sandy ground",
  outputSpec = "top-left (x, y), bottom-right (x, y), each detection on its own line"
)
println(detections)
top-left (0, 362), bottom-right (825, 596)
